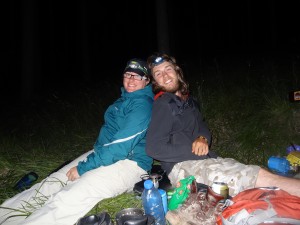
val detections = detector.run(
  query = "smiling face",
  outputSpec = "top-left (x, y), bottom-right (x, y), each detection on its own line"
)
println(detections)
top-left (152, 61), bottom-right (180, 95)
top-left (123, 72), bottom-right (149, 93)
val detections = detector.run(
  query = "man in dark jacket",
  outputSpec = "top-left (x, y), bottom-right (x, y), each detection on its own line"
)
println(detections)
top-left (145, 53), bottom-right (300, 197)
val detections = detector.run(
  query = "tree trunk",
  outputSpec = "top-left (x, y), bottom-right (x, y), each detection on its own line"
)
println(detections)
top-left (247, 0), bottom-right (253, 53)
top-left (21, 0), bottom-right (39, 104)
top-left (269, 0), bottom-right (277, 51)
top-left (78, 0), bottom-right (91, 83)
top-left (155, 0), bottom-right (170, 54)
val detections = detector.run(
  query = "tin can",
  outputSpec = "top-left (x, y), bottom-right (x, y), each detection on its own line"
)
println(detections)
top-left (211, 182), bottom-right (229, 199)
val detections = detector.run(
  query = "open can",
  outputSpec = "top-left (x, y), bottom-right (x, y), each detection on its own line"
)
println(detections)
top-left (211, 182), bottom-right (229, 199)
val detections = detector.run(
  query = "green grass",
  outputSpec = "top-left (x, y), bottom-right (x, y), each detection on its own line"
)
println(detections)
top-left (1, 56), bottom-right (300, 222)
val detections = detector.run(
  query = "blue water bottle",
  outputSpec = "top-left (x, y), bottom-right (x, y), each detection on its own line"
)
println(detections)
top-left (14, 172), bottom-right (38, 191)
top-left (268, 156), bottom-right (290, 175)
top-left (142, 180), bottom-right (166, 225)
top-left (158, 189), bottom-right (168, 215)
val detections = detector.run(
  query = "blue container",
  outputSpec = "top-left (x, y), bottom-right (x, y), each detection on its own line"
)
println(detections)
top-left (268, 156), bottom-right (290, 174)
top-left (14, 172), bottom-right (38, 191)
top-left (142, 180), bottom-right (166, 225)
top-left (158, 189), bottom-right (168, 215)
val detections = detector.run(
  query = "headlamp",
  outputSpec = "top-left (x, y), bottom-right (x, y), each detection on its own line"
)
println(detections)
top-left (152, 56), bottom-right (165, 66)
top-left (126, 61), bottom-right (148, 76)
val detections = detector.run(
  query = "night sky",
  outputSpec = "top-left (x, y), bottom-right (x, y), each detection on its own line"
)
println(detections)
top-left (2, 0), bottom-right (300, 106)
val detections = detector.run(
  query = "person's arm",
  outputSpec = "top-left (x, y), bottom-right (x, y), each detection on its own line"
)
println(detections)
top-left (195, 110), bottom-right (211, 144)
top-left (191, 104), bottom-right (211, 155)
top-left (192, 136), bottom-right (209, 156)
top-left (146, 100), bottom-right (209, 162)
top-left (77, 98), bottom-right (152, 176)
top-left (66, 167), bottom-right (79, 181)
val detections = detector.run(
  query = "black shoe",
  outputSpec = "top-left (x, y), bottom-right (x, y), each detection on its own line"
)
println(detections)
top-left (76, 212), bottom-right (112, 225)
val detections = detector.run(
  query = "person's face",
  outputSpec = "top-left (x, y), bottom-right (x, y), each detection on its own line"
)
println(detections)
top-left (123, 72), bottom-right (149, 93)
top-left (152, 61), bottom-right (179, 94)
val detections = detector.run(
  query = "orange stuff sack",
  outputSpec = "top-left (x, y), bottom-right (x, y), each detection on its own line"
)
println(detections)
top-left (216, 187), bottom-right (300, 225)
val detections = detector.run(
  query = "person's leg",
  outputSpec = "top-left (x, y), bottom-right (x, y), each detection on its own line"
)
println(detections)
top-left (168, 157), bottom-right (260, 196)
top-left (169, 158), bottom-right (300, 197)
top-left (255, 168), bottom-right (300, 197)
top-left (0, 150), bottom-right (93, 225)
top-left (21, 159), bottom-right (146, 225)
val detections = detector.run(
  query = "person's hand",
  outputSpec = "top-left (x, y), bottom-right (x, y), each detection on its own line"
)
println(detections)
top-left (66, 166), bottom-right (80, 181)
top-left (192, 136), bottom-right (209, 156)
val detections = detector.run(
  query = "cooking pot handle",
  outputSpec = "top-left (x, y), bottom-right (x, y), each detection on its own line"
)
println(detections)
top-left (123, 216), bottom-right (147, 225)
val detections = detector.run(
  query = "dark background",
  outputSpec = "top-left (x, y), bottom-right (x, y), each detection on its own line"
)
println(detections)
top-left (2, 0), bottom-right (300, 107)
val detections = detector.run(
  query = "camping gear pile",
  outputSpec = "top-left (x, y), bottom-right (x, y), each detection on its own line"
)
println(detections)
top-left (165, 182), bottom-right (300, 225)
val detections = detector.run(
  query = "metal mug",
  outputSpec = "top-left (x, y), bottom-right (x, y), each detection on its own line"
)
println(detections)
top-left (149, 173), bottom-right (162, 189)
top-left (141, 173), bottom-right (162, 189)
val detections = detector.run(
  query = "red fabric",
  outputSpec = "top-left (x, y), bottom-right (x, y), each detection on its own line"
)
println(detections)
top-left (154, 91), bottom-right (165, 100)
top-left (216, 188), bottom-right (300, 225)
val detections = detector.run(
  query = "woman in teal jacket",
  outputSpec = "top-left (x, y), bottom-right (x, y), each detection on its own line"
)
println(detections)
top-left (0, 59), bottom-right (154, 225)
top-left (76, 73), bottom-right (153, 176)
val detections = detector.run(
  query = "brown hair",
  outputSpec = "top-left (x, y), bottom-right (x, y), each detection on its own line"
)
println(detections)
top-left (147, 53), bottom-right (189, 96)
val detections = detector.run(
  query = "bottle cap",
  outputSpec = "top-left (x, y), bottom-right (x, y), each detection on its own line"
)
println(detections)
top-left (144, 179), bottom-right (154, 189)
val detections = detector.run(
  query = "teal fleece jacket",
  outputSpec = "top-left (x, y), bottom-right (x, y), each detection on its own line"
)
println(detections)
top-left (77, 85), bottom-right (154, 176)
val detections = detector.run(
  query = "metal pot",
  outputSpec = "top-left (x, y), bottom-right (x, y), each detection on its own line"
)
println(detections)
top-left (76, 212), bottom-right (112, 225)
top-left (115, 208), bottom-right (154, 225)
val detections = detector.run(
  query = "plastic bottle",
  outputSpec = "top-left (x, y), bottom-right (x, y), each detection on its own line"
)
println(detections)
top-left (14, 172), bottom-right (38, 191)
top-left (158, 189), bottom-right (168, 215)
top-left (168, 175), bottom-right (195, 210)
top-left (268, 156), bottom-right (290, 174)
top-left (142, 179), bottom-right (166, 225)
